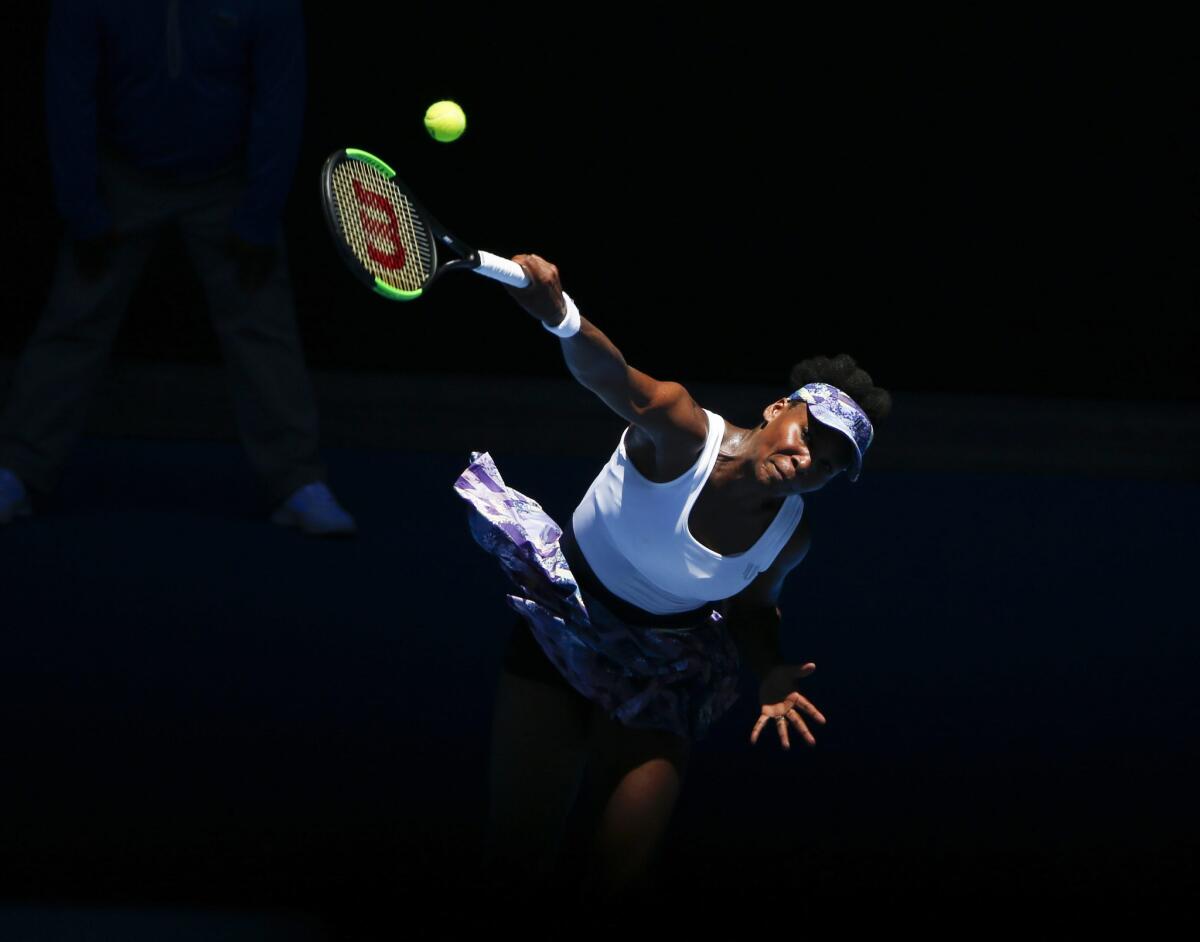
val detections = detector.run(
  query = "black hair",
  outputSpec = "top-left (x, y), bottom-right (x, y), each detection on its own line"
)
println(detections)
top-left (788, 354), bottom-right (892, 426)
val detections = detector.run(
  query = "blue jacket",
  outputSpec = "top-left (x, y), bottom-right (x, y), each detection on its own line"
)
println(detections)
top-left (46, 0), bottom-right (305, 245)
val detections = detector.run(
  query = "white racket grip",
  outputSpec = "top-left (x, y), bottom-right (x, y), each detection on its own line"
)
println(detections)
top-left (474, 250), bottom-right (580, 336)
top-left (474, 250), bottom-right (530, 288)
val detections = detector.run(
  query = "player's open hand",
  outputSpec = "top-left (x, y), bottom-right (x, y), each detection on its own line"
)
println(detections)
top-left (506, 254), bottom-right (568, 327)
top-left (750, 662), bottom-right (826, 749)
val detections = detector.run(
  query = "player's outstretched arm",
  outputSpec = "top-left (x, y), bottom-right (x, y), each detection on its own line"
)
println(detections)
top-left (505, 253), bottom-right (707, 447)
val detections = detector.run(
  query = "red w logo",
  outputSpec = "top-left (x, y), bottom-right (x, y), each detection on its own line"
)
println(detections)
top-left (351, 179), bottom-right (406, 270)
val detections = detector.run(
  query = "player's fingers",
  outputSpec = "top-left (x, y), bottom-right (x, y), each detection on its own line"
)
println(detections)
top-left (510, 254), bottom-right (541, 276)
top-left (775, 715), bottom-right (791, 750)
top-left (513, 253), bottom-right (548, 279)
top-left (750, 713), bottom-right (769, 744)
top-left (789, 694), bottom-right (826, 724)
top-left (786, 708), bottom-right (816, 746)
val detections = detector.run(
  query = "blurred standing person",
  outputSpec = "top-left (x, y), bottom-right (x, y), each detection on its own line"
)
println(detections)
top-left (0, 0), bottom-right (355, 535)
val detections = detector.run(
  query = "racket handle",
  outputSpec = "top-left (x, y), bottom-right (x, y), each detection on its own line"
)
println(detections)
top-left (474, 250), bottom-right (531, 288)
top-left (474, 251), bottom-right (580, 332)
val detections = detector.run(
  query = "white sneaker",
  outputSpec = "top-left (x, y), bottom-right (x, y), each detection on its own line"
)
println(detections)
top-left (270, 481), bottom-right (357, 536)
top-left (0, 467), bottom-right (32, 525)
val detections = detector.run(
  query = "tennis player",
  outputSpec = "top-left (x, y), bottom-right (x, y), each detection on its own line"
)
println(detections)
top-left (455, 254), bottom-right (891, 904)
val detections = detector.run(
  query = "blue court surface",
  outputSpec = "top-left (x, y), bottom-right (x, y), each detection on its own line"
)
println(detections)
top-left (1, 366), bottom-right (1196, 935)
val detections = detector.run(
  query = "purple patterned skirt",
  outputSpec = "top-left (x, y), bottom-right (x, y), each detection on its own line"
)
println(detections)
top-left (454, 451), bottom-right (741, 742)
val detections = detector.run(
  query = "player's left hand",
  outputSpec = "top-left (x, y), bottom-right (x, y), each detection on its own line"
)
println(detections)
top-left (751, 662), bottom-right (826, 749)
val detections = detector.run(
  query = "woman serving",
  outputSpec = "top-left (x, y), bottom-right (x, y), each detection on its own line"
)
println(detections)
top-left (454, 254), bottom-right (891, 904)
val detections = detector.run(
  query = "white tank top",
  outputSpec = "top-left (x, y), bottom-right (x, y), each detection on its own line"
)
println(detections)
top-left (571, 408), bottom-right (805, 614)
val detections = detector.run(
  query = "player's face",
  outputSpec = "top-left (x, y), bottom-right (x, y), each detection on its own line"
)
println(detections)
top-left (758, 400), bottom-right (854, 493)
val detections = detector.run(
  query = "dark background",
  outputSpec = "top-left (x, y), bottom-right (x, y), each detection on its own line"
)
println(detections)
top-left (1, 6), bottom-right (1194, 398)
top-left (1, 5), bottom-right (1196, 939)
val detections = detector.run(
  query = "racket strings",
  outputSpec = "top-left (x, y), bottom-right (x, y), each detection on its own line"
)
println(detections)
top-left (330, 160), bottom-right (434, 293)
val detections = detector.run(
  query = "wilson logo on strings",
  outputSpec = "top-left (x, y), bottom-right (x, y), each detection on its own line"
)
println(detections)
top-left (351, 179), bottom-right (406, 271)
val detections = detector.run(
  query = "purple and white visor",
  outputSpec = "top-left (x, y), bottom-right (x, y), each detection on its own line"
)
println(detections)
top-left (787, 382), bottom-right (874, 482)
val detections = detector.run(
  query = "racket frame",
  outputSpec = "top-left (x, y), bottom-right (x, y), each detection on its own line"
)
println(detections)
top-left (320, 147), bottom-right (483, 301)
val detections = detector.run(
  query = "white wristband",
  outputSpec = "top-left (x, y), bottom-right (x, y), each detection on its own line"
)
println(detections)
top-left (541, 293), bottom-right (581, 338)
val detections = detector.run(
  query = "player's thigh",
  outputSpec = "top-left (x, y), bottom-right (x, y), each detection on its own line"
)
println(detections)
top-left (585, 706), bottom-right (690, 829)
top-left (488, 666), bottom-right (592, 821)
top-left (578, 707), bottom-right (691, 900)
top-left (485, 666), bottom-right (594, 895)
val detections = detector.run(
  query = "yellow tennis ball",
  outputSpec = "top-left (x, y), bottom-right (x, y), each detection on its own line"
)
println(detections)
top-left (424, 100), bottom-right (466, 143)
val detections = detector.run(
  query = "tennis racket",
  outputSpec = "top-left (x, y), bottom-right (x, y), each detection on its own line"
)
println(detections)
top-left (321, 148), bottom-right (573, 308)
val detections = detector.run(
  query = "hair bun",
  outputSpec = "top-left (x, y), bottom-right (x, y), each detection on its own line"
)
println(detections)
top-left (789, 354), bottom-right (892, 423)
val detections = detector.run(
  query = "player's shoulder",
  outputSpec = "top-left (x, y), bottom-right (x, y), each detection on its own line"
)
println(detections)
top-left (625, 382), bottom-right (710, 479)
top-left (636, 381), bottom-right (710, 446)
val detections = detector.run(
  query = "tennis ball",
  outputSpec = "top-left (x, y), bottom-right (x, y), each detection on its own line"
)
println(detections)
top-left (424, 100), bottom-right (466, 143)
